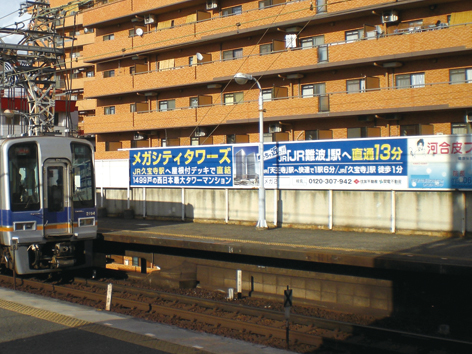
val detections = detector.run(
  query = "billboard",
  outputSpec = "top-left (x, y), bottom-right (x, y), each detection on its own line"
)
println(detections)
top-left (129, 135), bottom-right (472, 190)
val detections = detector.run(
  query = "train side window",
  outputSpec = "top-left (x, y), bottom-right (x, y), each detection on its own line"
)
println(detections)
top-left (47, 166), bottom-right (64, 212)
top-left (71, 143), bottom-right (95, 208)
top-left (8, 143), bottom-right (40, 211)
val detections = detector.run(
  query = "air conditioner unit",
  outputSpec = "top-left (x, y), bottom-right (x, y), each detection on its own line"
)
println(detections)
top-left (144, 14), bottom-right (155, 25)
top-left (381, 10), bottom-right (399, 24)
top-left (195, 127), bottom-right (206, 137)
top-left (269, 123), bottom-right (282, 134)
top-left (206, 0), bottom-right (218, 10)
top-left (73, 69), bottom-right (80, 74)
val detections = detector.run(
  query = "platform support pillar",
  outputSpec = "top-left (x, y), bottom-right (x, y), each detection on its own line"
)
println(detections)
top-left (127, 185), bottom-right (130, 210)
top-left (142, 188), bottom-right (146, 219)
top-left (462, 192), bottom-right (467, 236)
top-left (225, 188), bottom-right (229, 223)
top-left (328, 190), bottom-right (333, 230)
top-left (391, 190), bottom-right (396, 233)
top-left (273, 189), bottom-right (278, 227)
top-left (182, 188), bottom-right (185, 221)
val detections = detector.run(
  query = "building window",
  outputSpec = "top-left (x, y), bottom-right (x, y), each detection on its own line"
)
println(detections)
top-left (346, 79), bottom-right (365, 93)
top-left (130, 104), bottom-right (136, 112)
top-left (71, 52), bottom-right (80, 58)
top-left (190, 97), bottom-right (199, 108)
top-left (103, 34), bottom-right (114, 41)
top-left (396, 73), bottom-right (425, 89)
top-left (103, 70), bottom-right (115, 78)
top-left (451, 123), bottom-right (469, 134)
top-left (132, 257), bottom-right (139, 267)
top-left (301, 35), bottom-right (324, 48)
top-left (259, 0), bottom-right (272, 8)
top-left (316, 0), bottom-right (327, 13)
top-left (224, 92), bottom-right (244, 105)
top-left (222, 48), bottom-right (243, 61)
top-left (189, 56), bottom-right (194, 66)
top-left (301, 83), bottom-right (326, 97)
top-left (104, 106), bottom-right (115, 115)
top-left (86, 70), bottom-right (94, 77)
top-left (262, 89), bottom-right (273, 101)
top-left (301, 35), bottom-right (327, 62)
top-left (222, 5), bottom-right (242, 17)
top-left (285, 34), bottom-right (297, 48)
top-left (450, 68), bottom-right (472, 84)
top-left (345, 29), bottom-right (363, 42)
top-left (260, 43), bottom-right (272, 55)
top-left (159, 100), bottom-right (175, 111)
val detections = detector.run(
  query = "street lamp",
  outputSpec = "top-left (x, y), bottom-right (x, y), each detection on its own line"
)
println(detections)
top-left (233, 72), bottom-right (268, 229)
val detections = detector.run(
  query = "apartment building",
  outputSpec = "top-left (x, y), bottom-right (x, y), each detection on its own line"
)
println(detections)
top-left (50, 0), bottom-right (472, 160)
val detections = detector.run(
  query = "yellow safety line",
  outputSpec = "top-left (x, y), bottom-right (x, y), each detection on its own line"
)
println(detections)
top-left (0, 298), bottom-right (211, 354)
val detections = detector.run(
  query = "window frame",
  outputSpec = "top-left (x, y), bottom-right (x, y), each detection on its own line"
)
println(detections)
top-left (159, 99), bottom-right (176, 112)
top-left (104, 106), bottom-right (115, 115)
top-left (259, 43), bottom-right (273, 55)
top-left (301, 83), bottom-right (326, 98)
top-left (345, 29), bottom-right (363, 42)
top-left (395, 73), bottom-right (425, 89)
top-left (450, 68), bottom-right (472, 84)
top-left (224, 92), bottom-right (244, 105)
top-left (222, 48), bottom-right (243, 61)
top-left (346, 79), bottom-right (366, 94)
top-left (103, 70), bottom-right (115, 78)
top-left (222, 5), bottom-right (242, 17)
top-left (103, 34), bottom-right (114, 41)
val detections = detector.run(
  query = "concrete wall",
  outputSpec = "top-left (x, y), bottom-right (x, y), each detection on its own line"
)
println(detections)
top-left (97, 188), bottom-right (471, 236)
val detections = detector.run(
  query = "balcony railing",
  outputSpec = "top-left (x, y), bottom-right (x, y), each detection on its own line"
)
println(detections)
top-left (84, 80), bottom-right (472, 134)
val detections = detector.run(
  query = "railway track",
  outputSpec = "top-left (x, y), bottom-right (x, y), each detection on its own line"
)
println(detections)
top-left (0, 274), bottom-right (470, 353)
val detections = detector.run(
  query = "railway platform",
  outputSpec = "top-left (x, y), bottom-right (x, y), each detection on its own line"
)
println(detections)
top-left (0, 287), bottom-right (293, 354)
top-left (98, 217), bottom-right (472, 275)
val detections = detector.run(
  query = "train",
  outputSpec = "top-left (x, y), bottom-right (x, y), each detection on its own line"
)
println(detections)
top-left (0, 135), bottom-right (97, 275)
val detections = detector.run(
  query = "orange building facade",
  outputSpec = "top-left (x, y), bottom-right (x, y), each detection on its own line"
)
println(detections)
top-left (50, 0), bottom-right (472, 161)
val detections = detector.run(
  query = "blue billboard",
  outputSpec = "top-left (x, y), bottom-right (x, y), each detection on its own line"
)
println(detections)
top-left (129, 135), bottom-right (472, 190)
top-left (131, 146), bottom-right (233, 187)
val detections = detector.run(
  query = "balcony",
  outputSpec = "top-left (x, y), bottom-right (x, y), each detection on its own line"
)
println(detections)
top-left (64, 13), bottom-right (84, 28)
top-left (84, 112), bottom-right (134, 133)
top-left (83, 0), bottom-right (132, 27)
top-left (328, 24), bottom-right (472, 64)
top-left (82, 1), bottom-right (315, 62)
top-left (77, 98), bottom-right (97, 112)
top-left (84, 81), bottom-right (472, 134)
top-left (84, 23), bottom-right (471, 98)
top-left (84, 75), bottom-right (134, 98)
top-left (63, 32), bottom-right (95, 48)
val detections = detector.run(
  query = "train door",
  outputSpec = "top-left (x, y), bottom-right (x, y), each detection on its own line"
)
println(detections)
top-left (43, 159), bottom-right (72, 237)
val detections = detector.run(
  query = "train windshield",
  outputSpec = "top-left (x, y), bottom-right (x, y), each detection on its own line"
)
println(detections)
top-left (8, 143), bottom-right (40, 211)
top-left (71, 143), bottom-right (94, 208)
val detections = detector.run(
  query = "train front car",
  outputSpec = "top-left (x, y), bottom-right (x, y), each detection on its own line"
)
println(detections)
top-left (0, 136), bottom-right (97, 275)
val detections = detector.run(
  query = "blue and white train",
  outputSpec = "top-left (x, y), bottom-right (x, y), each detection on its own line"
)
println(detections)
top-left (0, 136), bottom-right (97, 275)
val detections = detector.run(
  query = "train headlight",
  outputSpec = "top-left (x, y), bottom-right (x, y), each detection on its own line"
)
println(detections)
top-left (78, 217), bottom-right (95, 227)
top-left (13, 221), bottom-right (36, 231)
